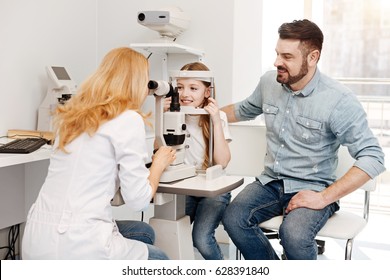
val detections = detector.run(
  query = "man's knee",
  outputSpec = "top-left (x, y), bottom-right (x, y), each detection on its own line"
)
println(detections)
top-left (223, 202), bottom-right (252, 235)
top-left (279, 226), bottom-right (306, 248)
top-left (279, 220), bottom-right (317, 259)
top-left (222, 204), bottom-right (233, 229)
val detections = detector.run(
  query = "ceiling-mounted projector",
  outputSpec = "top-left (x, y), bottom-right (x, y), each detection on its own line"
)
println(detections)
top-left (137, 7), bottom-right (190, 39)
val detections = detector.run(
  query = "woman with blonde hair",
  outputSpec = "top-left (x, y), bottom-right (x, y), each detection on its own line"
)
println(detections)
top-left (22, 47), bottom-right (175, 260)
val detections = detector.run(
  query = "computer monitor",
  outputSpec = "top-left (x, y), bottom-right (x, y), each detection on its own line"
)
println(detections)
top-left (46, 66), bottom-right (77, 91)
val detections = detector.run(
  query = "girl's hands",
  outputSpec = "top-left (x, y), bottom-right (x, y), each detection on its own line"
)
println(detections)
top-left (204, 97), bottom-right (221, 123)
top-left (165, 95), bottom-right (221, 124)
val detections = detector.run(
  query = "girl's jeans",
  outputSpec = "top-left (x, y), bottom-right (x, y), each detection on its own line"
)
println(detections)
top-left (186, 192), bottom-right (231, 260)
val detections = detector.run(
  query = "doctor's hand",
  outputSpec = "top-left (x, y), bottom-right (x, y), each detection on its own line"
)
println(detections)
top-left (285, 190), bottom-right (328, 214)
top-left (148, 146), bottom-right (176, 195)
top-left (151, 146), bottom-right (176, 170)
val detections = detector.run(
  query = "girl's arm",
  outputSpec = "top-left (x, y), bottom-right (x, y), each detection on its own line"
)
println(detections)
top-left (204, 98), bottom-right (231, 168)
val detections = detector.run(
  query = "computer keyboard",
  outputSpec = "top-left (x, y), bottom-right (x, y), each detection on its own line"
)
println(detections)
top-left (0, 138), bottom-right (47, 154)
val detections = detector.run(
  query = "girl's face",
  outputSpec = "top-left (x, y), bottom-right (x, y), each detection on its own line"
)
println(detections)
top-left (176, 78), bottom-right (210, 107)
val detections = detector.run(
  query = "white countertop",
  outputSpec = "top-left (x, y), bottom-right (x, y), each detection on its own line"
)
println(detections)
top-left (0, 140), bottom-right (52, 168)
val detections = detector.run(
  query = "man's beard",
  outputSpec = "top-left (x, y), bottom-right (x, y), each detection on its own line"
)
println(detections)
top-left (276, 59), bottom-right (308, 86)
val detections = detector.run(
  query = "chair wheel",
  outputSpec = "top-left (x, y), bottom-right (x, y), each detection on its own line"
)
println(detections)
top-left (316, 239), bottom-right (325, 255)
top-left (317, 245), bottom-right (325, 255)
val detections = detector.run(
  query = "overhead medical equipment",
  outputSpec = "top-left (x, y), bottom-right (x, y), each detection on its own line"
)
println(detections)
top-left (37, 66), bottom-right (77, 131)
top-left (137, 7), bottom-right (190, 39)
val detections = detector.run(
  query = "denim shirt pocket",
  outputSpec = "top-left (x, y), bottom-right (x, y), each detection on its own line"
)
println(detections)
top-left (262, 103), bottom-right (279, 128)
top-left (294, 116), bottom-right (322, 144)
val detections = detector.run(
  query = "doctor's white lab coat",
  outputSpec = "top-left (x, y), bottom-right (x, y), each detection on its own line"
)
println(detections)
top-left (22, 110), bottom-right (152, 259)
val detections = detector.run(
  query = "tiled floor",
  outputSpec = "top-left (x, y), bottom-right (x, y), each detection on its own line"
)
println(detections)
top-left (195, 208), bottom-right (390, 260)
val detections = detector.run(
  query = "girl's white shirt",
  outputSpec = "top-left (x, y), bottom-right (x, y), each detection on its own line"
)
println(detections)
top-left (184, 111), bottom-right (232, 169)
top-left (22, 110), bottom-right (151, 260)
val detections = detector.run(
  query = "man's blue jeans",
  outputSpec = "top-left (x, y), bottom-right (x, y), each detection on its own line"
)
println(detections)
top-left (186, 192), bottom-right (231, 260)
top-left (222, 180), bottom-right (339, 260)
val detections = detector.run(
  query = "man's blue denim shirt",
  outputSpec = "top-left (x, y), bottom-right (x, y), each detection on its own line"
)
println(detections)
top-left (234, 68), bottom-right (386, 193)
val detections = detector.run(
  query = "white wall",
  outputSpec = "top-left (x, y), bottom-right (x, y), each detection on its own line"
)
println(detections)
top-left (232, 0), bottom-right (263, 103)
top-left (0, 0), bottom-right (98, 136)
top-left (0, 0), bottom-right (263, 137)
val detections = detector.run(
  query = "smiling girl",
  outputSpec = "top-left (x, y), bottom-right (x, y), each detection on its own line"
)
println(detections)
top-left (176, 62), bottom-right (232, 260)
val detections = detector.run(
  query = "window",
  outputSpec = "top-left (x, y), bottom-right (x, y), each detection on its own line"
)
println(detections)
top-left (261, 0), bottom-right (304, 74)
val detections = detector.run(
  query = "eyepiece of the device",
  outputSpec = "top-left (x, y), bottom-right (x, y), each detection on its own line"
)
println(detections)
top-left (138, 13), bottom-right (145, 21)
top-left (169, 88), bottom-right (181, 112)
top-left (148, 80), bottom-right (158, 89)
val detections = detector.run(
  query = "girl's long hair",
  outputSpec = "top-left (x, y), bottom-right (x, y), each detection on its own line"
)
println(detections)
top-left (53, 47), bottom-right (149, 152)
top-left (180, 62), bottom-right (213, 169)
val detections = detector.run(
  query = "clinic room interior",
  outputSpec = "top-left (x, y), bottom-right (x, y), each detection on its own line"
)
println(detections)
top-left (0, 0), bottom-right (389, 261)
